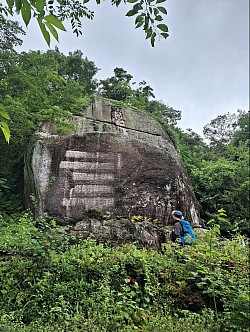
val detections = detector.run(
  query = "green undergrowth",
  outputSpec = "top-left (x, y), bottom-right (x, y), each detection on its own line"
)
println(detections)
top-left (0, 212), bottom-right (249, 331)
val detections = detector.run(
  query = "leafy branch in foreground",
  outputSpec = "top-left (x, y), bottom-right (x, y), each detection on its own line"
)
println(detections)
top-left (125, 0), bottom-right (169, 47)
top-left (0, 105), bottom-right (10, 143)
top-left (3, 0), bottom-right (169, 47)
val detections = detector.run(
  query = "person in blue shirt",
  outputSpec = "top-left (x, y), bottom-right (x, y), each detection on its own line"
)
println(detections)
top-left (171, 210), bottom-right (196, 246)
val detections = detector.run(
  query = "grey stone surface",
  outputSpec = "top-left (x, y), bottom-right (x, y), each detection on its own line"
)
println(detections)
top-left (27, 98), bottom-right (200, 232)
top-left (72, 217), bottom-right (172, 251)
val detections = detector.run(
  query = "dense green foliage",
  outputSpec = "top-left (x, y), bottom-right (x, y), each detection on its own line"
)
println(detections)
top-left (0, 212), bottom-right (249, 331)
top-left (177, 111), bottom-right (249, 236)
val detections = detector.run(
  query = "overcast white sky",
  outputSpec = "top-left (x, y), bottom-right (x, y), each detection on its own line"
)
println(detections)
top-left (15, 0), bottom-right (249, 136)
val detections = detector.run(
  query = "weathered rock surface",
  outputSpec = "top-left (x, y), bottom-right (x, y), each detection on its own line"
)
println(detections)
top-left (72, 216), bottom-right (172, 251)
top-left (27, 98), bottom-right (199, 232)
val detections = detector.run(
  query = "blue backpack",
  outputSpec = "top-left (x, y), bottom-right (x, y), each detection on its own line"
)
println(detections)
top-left (180, 220), bottom-right (196, 245)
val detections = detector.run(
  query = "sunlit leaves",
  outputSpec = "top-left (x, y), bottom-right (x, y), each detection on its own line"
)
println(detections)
top-left (0, 121), bottom-right (10, 143)
top-left (0, 106), bottom-right (11, 143)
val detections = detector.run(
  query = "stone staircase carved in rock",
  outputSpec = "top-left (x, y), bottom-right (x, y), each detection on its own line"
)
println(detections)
top-left (29, 98), bottom-right (200, 225)
top-left (60, 150), bottom-right (115, 217)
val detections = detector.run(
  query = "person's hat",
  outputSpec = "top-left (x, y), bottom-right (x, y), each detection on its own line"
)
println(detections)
top-left (172, 210), bottom-right (183, 220)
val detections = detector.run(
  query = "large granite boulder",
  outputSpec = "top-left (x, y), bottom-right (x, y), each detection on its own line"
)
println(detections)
top-left (26, 98), bottom-right (199, 228)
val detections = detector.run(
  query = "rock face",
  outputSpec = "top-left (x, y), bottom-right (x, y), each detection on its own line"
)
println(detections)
top-left (28, 98), bottom-right (199, 228)
top-left (72, 216), bottom-right (171, 251)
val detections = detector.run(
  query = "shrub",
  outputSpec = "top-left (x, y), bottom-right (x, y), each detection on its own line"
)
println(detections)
top-left (0, 213), bottom-right (249, 331)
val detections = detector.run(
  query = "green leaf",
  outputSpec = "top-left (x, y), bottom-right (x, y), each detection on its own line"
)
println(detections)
top-left (127, 0), bottom-right (137, 2)
top-left (0, 109), bottom-right (11, 120)
top-left (0, 121), bottom-right (10, 143)
top-left (214, 225), bottom-right (221, 235)
top-left (156, 0), bottom-right (166, 3)
top-left (126, 9), bottom-right (136, 17)
top-left (37, 17), bottom-right (50, 46)
top-left (21, 0), bottom-right (31, 26)
top-left (44, 14), bottom-right (66, 31)
top-left (144, 16), bottom-right (149, 31)
top-left (135, 14), bottom-right (144, 24)
top-left (6, 0), bottom-right (15, 11)
top-left (155, 15), bottom-right (163, 21)
top-left (150, 32), bottom-right (156, 47)
top-left (145, 27), bottom-right (152, 39)
top-left (34, 0), bottom-right (46, 12)
top-left (153, 7), bottom-right (159, 16)
top-left (132, 2), bottom-right (142, 10)
top-left (95, 0), bottom-right (101, 3)
top-left (157, 6), bottom-right (167, 15)
top-left (207, 219), bottom-right (215, 225)
top-left (14, 0), bottom-right (22, 11)
top-left (157, 23), bottom-right (168, 32)
top-left (45, 21), bottom-right (59, 41)
top-left (135, 21), bottom-right (144, 28)
top-left (122, 312), bottom-right (130, 319)
top-left (161, 32), bottom-right (169, 39)
top-left (218, 217), bottom-right (228, 222)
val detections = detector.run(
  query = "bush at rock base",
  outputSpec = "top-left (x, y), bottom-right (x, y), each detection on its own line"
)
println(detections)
top-left (0, 212), bottom-right (249, 331)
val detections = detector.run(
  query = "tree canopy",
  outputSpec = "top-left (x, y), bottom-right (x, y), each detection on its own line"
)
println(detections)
top-left (177, 110), bottom-right (249, 236)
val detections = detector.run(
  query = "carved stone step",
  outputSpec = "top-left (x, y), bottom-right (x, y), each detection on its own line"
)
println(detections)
top-left (72, 184), bottom-right (114, 196)
top-left (59, 161), bottom-right (114, 171)
top-left (61, 149), bottom-right (116, 212)
top-left (72, 172), bottom-right (114, 183)
top-left (65, 150), bottom-right (115, 161)
top-left (62, 197), bottom-right (114, 209)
